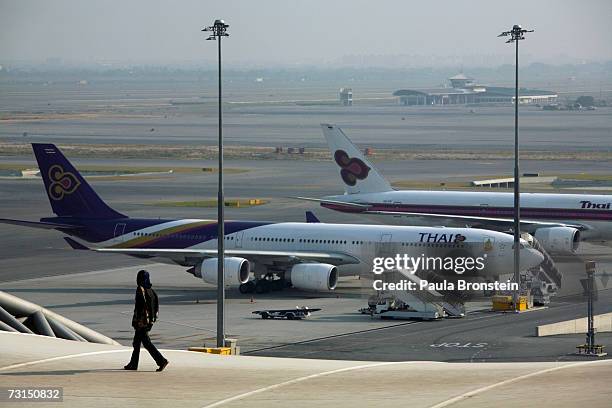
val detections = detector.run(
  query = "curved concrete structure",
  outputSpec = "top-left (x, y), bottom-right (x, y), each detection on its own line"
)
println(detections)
top-left (0, 291), bottom-right (119, 345)
top-left (1, 332), bottom-right (610, 408)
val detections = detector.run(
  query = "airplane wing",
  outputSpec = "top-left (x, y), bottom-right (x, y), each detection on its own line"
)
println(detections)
top-left (94, 248), bottom-right (360, 266)
top-left (0, 218), bottom-right (82, 230)
top-left (363, 210), bottom-right (588, 231)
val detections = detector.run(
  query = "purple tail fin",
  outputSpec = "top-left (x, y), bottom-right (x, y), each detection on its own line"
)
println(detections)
top-left (32, 143), bottom-right (126, 219)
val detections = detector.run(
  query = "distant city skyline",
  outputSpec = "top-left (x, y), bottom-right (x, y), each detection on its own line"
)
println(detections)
top-left (1, 0), bottom-right (611, 68)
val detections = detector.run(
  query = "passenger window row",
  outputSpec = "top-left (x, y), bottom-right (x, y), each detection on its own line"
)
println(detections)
top-left (131, 231), bottom-right (466, 249)
top-left (134, 231), bottom-right (207, 240)
top-left (401, 242), bottom-right (465, 248)
top-left (250, 237), bottom-right (295, 243)
top-left (246, 238), bottom-right (466, 248)
top-left (249, 237), bottom-right (351, 244)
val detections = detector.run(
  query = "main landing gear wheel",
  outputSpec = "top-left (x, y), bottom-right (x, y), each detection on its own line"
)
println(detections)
top-left (239, 281), bottom-right (256, 294)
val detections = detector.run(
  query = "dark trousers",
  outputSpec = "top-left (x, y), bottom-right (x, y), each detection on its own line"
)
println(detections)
top-left (128, 328), bottom-right (166, 367)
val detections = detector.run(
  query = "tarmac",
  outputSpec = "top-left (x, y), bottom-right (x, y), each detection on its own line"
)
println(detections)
top-left (1, 261), bottom-right (610, 361)
top-left (0, 152), bottom-right (611, 364)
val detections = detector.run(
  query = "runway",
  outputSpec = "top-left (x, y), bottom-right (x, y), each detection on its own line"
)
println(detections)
top-left (2, 78), bottom-right (611, 152)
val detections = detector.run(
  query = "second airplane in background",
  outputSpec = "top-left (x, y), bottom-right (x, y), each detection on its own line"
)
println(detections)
top-left (295, 124), bottom-right (612, 256)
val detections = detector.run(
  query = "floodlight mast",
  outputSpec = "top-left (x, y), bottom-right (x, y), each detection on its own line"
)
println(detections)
top-left (498, 25), bottom-right (533, 311)
top-left (202, 19), bottom-right (229, 348)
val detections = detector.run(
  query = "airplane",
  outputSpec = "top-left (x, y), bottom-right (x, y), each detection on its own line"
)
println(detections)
top-left (0, 143), bottom-right (544, 294)
top-left (294, 124), bottom-right (612, 256)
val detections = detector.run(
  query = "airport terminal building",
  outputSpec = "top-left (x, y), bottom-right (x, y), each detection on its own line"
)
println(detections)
top-left (394, 73), bottom-right (558, 106)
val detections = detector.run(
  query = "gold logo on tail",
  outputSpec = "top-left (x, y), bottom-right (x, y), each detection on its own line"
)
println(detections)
top-left (48, 165), bottom-right (81, 200)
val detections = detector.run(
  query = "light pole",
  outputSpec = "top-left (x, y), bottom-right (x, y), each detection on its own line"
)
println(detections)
top-left (585, 261), bottom-right (596, 352)
top-left (203, 19), bottom-right (229, 347)
top-left (498, 24), bottom-right (533, 310)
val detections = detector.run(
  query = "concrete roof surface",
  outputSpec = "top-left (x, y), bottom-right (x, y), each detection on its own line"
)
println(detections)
top-left (1, 332), bottom-right (611, 408)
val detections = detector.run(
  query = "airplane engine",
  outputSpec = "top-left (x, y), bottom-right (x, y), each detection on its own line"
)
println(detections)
top-left (534, 227), bottom-right (580, 255)
top-left (195, 257), bottom-right (250, 286)
top-left (289, 263), bottom-right (338, 291)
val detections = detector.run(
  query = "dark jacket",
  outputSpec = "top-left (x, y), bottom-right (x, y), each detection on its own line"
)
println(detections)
top-left (132, 286), bottom-right (159, 330)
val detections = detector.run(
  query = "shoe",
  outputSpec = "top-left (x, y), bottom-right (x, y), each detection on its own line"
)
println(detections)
top-left (124, 364), bottom-right (137, 370)
top-left (156, 360), bottom-right (169, 372)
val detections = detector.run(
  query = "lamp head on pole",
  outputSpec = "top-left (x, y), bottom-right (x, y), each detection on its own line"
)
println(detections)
top-left (202, 18), bottom-right (230, 40)
top-left (498, 24), bottom-right (533, 43)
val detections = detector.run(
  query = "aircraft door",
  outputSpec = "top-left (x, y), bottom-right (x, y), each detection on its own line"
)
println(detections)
top-left (380, 233), bottom-right (392, 243)
top-left (235, 231), bottom-right (244, 248)
top-left (114, 223), bottom-right (126, 242)
top-left (378, 233), bottom-right (393, 257)
top-left (483, 236), bottom-right (495, 254)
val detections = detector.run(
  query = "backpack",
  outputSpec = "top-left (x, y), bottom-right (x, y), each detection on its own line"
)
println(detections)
top-left (145, 288), bottom-right (159, 323)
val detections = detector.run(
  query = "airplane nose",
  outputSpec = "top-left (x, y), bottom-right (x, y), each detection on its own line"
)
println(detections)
top-left (520, 247), bottom-right (545, 270)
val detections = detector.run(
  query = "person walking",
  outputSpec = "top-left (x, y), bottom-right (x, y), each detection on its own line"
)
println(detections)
top-left (124, 270), bottom-right (169, 372)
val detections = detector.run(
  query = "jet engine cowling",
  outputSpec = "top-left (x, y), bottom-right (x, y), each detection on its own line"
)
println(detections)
top-left (195, 257), bottom-right (250, 286)
top-left (289, 263), bottom-right (338, 291)
top-left (534, 227), bottom-right (580, 255)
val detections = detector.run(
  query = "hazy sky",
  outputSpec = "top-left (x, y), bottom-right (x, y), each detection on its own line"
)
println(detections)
top-left (1, 0), bottom-right (611, 66)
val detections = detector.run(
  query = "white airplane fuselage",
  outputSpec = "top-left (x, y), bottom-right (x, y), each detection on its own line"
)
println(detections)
top-left (321, 190), bottom-right (612, 241)
top-left (317, 124), bottom-right (612, 253)
top-left (103, 220), bottom-right (543, 278)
